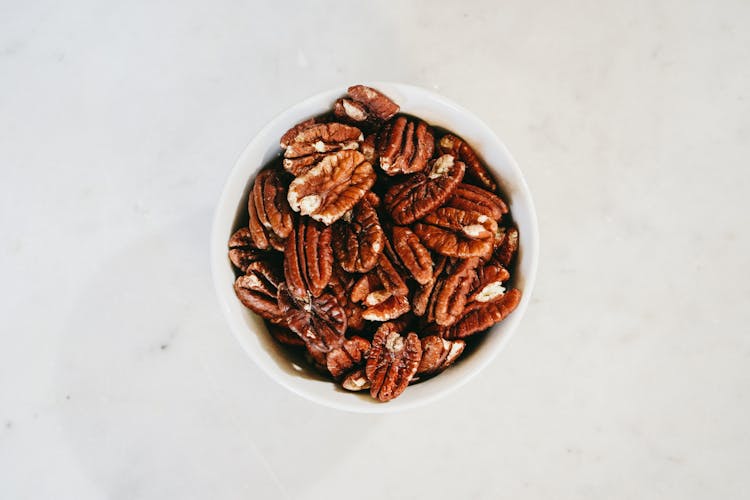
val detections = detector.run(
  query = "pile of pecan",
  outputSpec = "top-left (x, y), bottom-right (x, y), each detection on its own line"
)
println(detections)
top-left (228, 85), bottom-right (521, 402)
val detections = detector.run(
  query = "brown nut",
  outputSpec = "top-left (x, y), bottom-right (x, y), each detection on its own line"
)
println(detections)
top-left (280, 117), bottom-right (318, 149)
top-left (444, 288), bottom-right (521, 339)
top-left (366, 323), bottom-right (422, 402)
top-left (282, 122), bottom-right (363, 176)
top-left (267, 322), bottom-right (305, 347)
top-left (425, 258), bottom-right (480, 327)
top-left (326, 336), bottom-right (371, 379)
top-left (377, 116), bottom-right (434, 175)
top-left (412, 207), bottom-right (497, 259)
top-left (438, 134), bottom-right (497, 192)
top-left (494, 226), bottom-right (519, 267)
top-left (342, 368), bottom-right (371, 391)
top-left (412, 256), bottom-right (447, 317)
top-left (347, 85), bottom-right (400, 121)
top-left (283, 217), bottom-right (333, 299)
top-left (248, 169), bottom-right (294, 249)
top-left (361, 133), bottom-right (377, 163)
top-left (417, 336), bottom-right (465, 375)
top-left (362, 294), bottom-right (410, 322)
top-left (287, 150), bottom-right (376, 225)
top-left (228, 227), bottom-right (269, 272)
top-left (384, 154), bottom-right (465, 225)
top-left (445, 183), bottom-right (508, 221)
top-left (332, 195), bottom-right (384, 273)
top-left (233, 261), bottom-right (285, 323)
top-left (327, 265), bottom-right (367, 333)
top-left (277, 282), bottom-right (346, 353)
top-left (390, 225), bottom-right (433, 285)
top-left (468, 261), bottom-right (510, 304)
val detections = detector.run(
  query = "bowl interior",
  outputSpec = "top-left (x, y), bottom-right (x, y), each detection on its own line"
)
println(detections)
top-left (211, 83), bottom-right (538, 413)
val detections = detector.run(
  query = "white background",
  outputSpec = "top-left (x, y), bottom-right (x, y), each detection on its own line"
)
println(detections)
top-left (1, 1), bottom-right (749, 498)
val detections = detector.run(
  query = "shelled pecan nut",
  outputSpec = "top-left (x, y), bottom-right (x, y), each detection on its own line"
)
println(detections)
top-left (362, 293), bottom-right (410, 322)
top-left (445, 183), bottom-right (508, 220)
top-left (377, 116), bottom-right (434, 175)
top-left (468, 261), bottom-right (510, 304)
top-left (332, 195), bottom-right (384, 273)
top-left (282, 122), bottom-right (363, 176)
top-left (346, 85), bottom-right (400, 121)
top-left (287, 150), bottom-right (376, 225)
top-left (248, 169), bottom-right (294, 250)
top-left (277, 282), bottom-right (346, 352)
top-left (326, 336), bottom-right (371, 379)
top-left (366, 323), bottom-right (422, 402)
top-left (283, 217), bottom-right (333, 299)
top-left (444, 288), bottom-right (521, 339)
top-left (228, 227), bottom-right (269, 272)
top-left (390, 225), bottom-right (433, 285)
top-left (438, 134), bottom-right (497, 192)
top-left (342, 368), bottom-right (371, 391)
top-left (417, 336), bottom-right (465, 375)
top-left (494, 226), bottom-right (519, 267)
top-left (425, 258), bottom-right (479, 326)
top-left (267, 323), bottom-right (305, 347)
top-left (384, 154), bottom-right (465, 224)
top-left (412, 207), bottom-right (497, 258)
top-left (233, 261), bottom-right (284, 323)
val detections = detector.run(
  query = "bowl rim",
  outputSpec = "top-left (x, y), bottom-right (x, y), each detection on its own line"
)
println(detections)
top-left (210, 82), bottom-right (539, 413)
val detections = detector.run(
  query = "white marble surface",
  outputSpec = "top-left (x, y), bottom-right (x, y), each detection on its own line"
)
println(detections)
top-left (1, 0), bottom-right (749, 498)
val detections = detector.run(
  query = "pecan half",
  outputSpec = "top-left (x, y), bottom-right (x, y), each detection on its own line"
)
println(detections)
top-left (362, 294), bottom-right (410, 322)
top-left (445, 183), bottom-right (508, 221)
top-left (494, 226), bottom-right (519, 267)
top-left (342, 368), bottom-right (371, 391)
top-left (280, 117), bottom-right (318, 149)
top-left (332, 195), bottom-right (384, 273)
top-left (366, 323), bottom-right (422, 402)
top-left (233, 261), bottom-right (284, 323)
top-left (390, 225), bottom-right (433, 285)
top-left (347, 85), bottom-right (400, 121)
top-left (282, 122), bottom-right (363, 176)
top-left (468, 261), bottom-right (510, 304)
top-left (248, 169), bottom-right (294, 250)
top-left (267, 323), bottom-right (305, 347)
top-left (412, 207), bottom-right (497, 258)
top-left (425, 258), bottom-right (480, 326)
top-left (417, 336), bottom-right (465, 375)
top-left (287, 150), bottom-right (376, 225)
top-left (412, 256), bottom-right (447, 317)
top-left (328, 265), bottom-right (366, 332)
top-left (228, 227), bottom-right (268, 272)
top-left (444, 288), bottom-right (521, 339)
top-left (377, 116), bottom-right (434, 175)
top-left (283, 217), bottom-right (333, 298)
top-left (277, 282), bottom-right (346, 352)
top-left (438, 134), bottom-right (497, 192)
top-left (326, 336), bottom-right (371, 379)
top-left (384, 154), bottom-right (465, 225)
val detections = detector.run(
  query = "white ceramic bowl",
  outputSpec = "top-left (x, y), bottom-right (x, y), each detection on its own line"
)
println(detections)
top-left (211, 83), bottom-right (539, 413)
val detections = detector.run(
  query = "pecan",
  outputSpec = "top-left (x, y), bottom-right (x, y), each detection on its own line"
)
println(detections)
top-left (326, 336), bottom-right (371, 379)
top-left (438, 134), bottom-right (497, 192)
top-left (277, 282), bottom-right (346, 352)
top-left (333, 98), bottom-right (372, 126)
top-left (425, 258), bottom-right (480, 326)
top-left (282, 122), bottom-right (363, 176)
top-left (412, 207), bottom-right (497, 258)
top-left (366, 323), bottom-right (422, 402)
top-left (328, 265), bottom-right (366, 332)
top-left (332, 195), bottom-right (384, 273)
top-left (468, 261), bottom-right (510, 304)
top-left (267, 322), bottom-right (305, 347)
top-left (233, 261), bottom-right (284, 323)
top-left (248, 169), bottom-right (294, 250)
top-left (361, 133), bottom-right (377, 163)
top-left (287, 150), bottom-right (376, 225)
top-left (283, 217), bottom-right (333, 298)
top-left (444, 288), bottom-right (521, 339)
top-left (347, 85), bottom-right (400, 121)
top-left (228, 227), bottom-right (268, 272)
top-left (412, 256), bottom-right (447, 317)
top-left (377, 116), bottom-right (434, 175)
top-left (494, 226), bottom-right (519, 267)
top-left (445, 183), bottom-right (508, 221)
top-left (417, 336), bottom-right (465, 375)
top-left (362, 294), bottom-right (410, 322)
top-left (390, 225), bottom-right (433, 285)
top-left (280, 117), bottom-right (318, 149)
top-left (342, 368), bottom-right (371, 391)
top-left (384, 154), bottom-right (465, 225)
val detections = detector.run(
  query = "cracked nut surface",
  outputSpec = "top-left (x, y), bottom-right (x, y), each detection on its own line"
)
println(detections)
top-left (277, 282), bottom-right (346, 353)
top-left (332, 195), bottom-right (384, 273)
top-left (377, 116), bottom-right (434, 175)
top-left (417, 336), bottom-right (465, 375)
top-left (283, 217), bottom-right (333, 299)
top-left (346, 85), bottom-right (400, 121)
top-left (366, 323), bottom-right (422, 402)
top-left (438, 133), bottom-right (497, 192)
top-left (445, 288), bottom-right (521, 339)
top-left (287, 150), bottom-right (376, 225)
top-left (233, 260), bottom-right (285, 323)
top-left (228, 227), bottom-right (269, 272)
top-left (326, 336), bottom-right (371, 379)
top-left (282, 122), bottom-right (363, 176)
top-left (412, 207), bottom-right (497, 258)
top-left (384, 154), bottom-right (465, 224)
